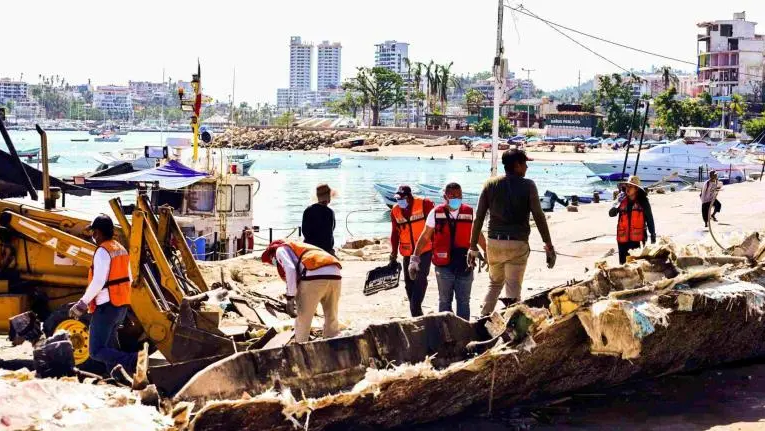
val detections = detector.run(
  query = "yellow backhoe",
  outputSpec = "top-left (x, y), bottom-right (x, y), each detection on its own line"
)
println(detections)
top-left (0, 122), bottom-right (235, 373)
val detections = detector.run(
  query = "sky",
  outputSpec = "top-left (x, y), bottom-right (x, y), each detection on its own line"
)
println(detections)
top-left (2, 0), bottom-right (764, 104)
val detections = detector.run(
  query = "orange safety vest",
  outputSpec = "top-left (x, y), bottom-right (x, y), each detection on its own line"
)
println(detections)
top-left (88, 239), bottom-right (131, 313)
top-left (391, 197), bottom-right (432, 257)
top-left (431, 204), bottom-right (473, 267)
top-left (275, 241), bottom-right (342, 282)
top-left (616, 199), bottom-right (646, 244)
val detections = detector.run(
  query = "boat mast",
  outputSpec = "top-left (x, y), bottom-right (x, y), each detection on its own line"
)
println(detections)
top-left (491, 0), bottom-right (505, 177)
top-left (160, 68), bottom-right (165, 146)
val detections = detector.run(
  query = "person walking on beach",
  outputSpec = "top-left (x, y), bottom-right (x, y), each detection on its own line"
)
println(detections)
top-left (411, 183), bottom-right (486, 320)
top-left (700, 170), bottom-right (722, 227)
top-left (390, 185), bottom-right (434, 317)
top-left (302, 184), bottom-right (336, 255)
top-left (469, 149), bottom-right (556, 316)
top-left (261, 240), bottom-right (342, 343)
top-left (609, 176), bottom-right (656, 264)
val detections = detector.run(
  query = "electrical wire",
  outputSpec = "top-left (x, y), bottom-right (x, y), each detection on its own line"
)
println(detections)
top-left (505, 3), bottom-right (765, 81)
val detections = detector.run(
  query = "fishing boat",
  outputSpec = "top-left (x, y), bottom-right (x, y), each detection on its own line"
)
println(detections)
top-left (16, 148), bottom-right (40, 157)
top-left (24, 155), bottom-right (60, 164)
top-left (71, 138), bottom-right (89, 142)
top-left (94, 135), bottom-right (121, 143)
top-left (306, 157), bottom-right (342, 169)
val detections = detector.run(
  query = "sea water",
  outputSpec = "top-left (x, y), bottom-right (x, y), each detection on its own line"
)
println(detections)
top-left (6, 130), bottom-right (602, 242)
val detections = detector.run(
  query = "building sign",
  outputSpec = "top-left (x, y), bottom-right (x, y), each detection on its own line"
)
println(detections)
top-left (546, 115), bottom-right (594, 128)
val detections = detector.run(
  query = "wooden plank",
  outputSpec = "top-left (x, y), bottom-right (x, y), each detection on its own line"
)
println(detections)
top-left (230, 298), bottom-right (262, 324)
top-left (262, 330), bottom-right (293, 349)
top-left (255, 306), bottom-right (281, 328)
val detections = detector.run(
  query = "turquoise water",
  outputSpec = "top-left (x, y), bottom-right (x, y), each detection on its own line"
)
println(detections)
top-left (6, 130), bottom-right (603, 242)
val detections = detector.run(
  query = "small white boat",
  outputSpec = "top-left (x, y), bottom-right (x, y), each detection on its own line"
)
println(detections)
top-left (306, 157), bottom-right (342, 169)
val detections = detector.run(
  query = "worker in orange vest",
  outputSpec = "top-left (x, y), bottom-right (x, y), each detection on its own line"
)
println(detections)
top-left (69, 215), bottom-right (136, 374)
top-left (261, 240), bottom-right (342, 343)
top-left (411, 183), bottom-right (486, 320)
top-left (609, 176), bottom-right (656, 264)
top-left (389, 185), bottom-right (434, 317)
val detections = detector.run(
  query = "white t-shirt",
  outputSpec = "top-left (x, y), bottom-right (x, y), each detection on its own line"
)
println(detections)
top-left (275, 246), bottom-right (341, 297)
top-left (425, 208), bottom-right (460, 228)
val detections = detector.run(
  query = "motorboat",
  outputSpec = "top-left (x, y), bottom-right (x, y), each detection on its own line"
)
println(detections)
top-left (306, 157), bottom-right (342, 169)
top-left (94, 135), bottom-right (121, 143)
top-left (23, 155), bottom-right (60, 164)
top-left (583, 138), bottom-right (754, 183)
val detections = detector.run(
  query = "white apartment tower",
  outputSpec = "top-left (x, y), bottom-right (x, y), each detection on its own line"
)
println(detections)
top-left (289, 36), bottom-right (313, 91)
top-left (697, 12), bottom-right (765, 99)
top-left (374, 40), bottom-right (409, 75)
top-left (317, 41), bottom-right (342, 90)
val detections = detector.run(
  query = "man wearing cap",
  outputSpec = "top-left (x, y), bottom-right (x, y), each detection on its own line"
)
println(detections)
top-left (700, 170), bottom-right (722, 228)
top-left (68, 215), bottom-right (137, 374)
top-left (261, 240), bottom-right (342, 343)
top-left (469, 149), bottom-right (556, 316)
top-left (609, 175), bottom-right (656, 264)
top-left (302, 184), bottom-right (336, 255)
top-left (390, 185), bottom-right (435, 317)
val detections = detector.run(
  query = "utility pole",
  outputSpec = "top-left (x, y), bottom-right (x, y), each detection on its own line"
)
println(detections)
top-left (491, 0), bottom-right (505, 177)
top-left (521, 68), bottom-right (535, 129)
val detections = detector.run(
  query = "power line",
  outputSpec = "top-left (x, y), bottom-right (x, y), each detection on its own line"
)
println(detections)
top-left (506, 3), bottom-right (765, 81)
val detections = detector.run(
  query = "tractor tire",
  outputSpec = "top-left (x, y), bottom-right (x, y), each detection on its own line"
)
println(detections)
top-left (43, 303), bottom-right (103, 374)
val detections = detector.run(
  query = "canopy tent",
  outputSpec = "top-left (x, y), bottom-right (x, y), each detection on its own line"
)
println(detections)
top-left (84, 160), bottom-right (209, 190)
top-left (0, 149), bottom-right (90, 199)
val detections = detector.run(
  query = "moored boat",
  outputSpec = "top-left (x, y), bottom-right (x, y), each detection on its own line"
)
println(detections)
top-left (306, 157), bottom-right (342, 169)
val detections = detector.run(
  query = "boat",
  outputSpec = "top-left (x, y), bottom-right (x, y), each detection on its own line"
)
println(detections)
top-left (16, 148), bottom-right (40, 157)
top-left (94, 135), bottom-right (121, 143)
top-left (175, 240), bottom-right (765, 430)
top-left (71, 138), bottom-right (89, 142)
top-left (24, 155), bottom-right (60, 164)
top-left (306, 157), bottom-right (342, 169)
top-left (88, 128), bottom-right (102, 135)
top-left (583, 138), bottom-right (755, 183)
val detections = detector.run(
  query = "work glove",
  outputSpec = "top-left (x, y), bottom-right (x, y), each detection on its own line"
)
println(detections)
top-left (285, 296), bottom-right (297, 318)
top-left (467, 249), bottom-right (480, 269)
top-left (545, 243), bottom-right (557, 269)
top-left (68, 300), bottom-right (88, 319)
top-left (408, 255), bottom-right (421, 280)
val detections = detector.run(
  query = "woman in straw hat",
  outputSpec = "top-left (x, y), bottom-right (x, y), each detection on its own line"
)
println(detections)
top-left (608, 175), bottom-right (656, 264)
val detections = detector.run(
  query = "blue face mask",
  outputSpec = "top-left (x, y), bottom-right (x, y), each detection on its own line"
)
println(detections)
top-left (396, 199), bottom-right (408, 209)
top-left (448, 198), bottom-right (462, 209)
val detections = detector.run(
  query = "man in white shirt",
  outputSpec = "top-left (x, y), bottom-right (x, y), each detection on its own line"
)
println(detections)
top-left (700, 170), bottom-right (722, 227)
top-left (68, 215), bottom-right (136, 374)
top-left (261, 240), bottom-right (342, 343)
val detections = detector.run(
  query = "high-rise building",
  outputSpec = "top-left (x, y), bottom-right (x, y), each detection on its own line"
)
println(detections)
top-left (697, 12), bottom-right (765, 99)
top-left (0, 78), bottom-right (28, 104)
top-left (290, 36), bottom-right (313, 91)
top-left (374, 40), bottom-right (409, 75)
top-left (94, 85), bottom-right (133, 117)
top-left (317, 41), bottom-right (342, 90)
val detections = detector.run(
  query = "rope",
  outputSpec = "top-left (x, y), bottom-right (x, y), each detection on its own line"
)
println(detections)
top-left (345, 209), bottom-right (381, 238)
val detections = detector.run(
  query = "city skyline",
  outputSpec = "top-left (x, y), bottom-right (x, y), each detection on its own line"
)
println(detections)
top-left (1, 0), bottom-right (764, 105)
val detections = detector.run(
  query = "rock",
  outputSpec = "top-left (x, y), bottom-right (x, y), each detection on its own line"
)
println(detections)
top-left (567, 205), bottom-right (579, 212)
top-left (343, 239), bottom-right (375, 249)
top-left (351, 145), bottom-right (380, 153)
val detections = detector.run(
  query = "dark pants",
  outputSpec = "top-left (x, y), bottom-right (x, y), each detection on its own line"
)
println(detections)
top-left (701, 200), bottom-right (721, 226)
top-left (402, 251), bottom-right (432, 317)
top-left (89, 303), bottom-right (137, 374)
top-left (618, 241), bottom-right (642, 264)
top-left (435, 266), bottom-right (473, 320)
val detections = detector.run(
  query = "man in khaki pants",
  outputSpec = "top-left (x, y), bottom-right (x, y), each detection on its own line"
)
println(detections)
top-left (469, 149), bottom-right (556, 316)
top-left (262, 240), bottom-right (342, 343)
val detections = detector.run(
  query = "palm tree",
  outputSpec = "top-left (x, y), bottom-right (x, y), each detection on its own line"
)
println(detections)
top-left (406, 60), bottom-right (424, 127)
top-left (659, 66), bottom-right (679, 92)
top-left (425, 61), bottom-right (438, 114)
top-left (728, 93), bottom-right (746, 131)
top-left (438, 61), bottom-right (457, 114)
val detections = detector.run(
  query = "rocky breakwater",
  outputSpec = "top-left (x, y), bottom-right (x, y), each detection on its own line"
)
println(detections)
top-left (213, 127), bottom-right (422, 151)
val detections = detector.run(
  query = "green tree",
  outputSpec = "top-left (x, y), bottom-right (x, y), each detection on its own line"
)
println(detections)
top-left (594, 74), bottom-right (641, 136)
top-left (326, 90), bottom-right (362, 118)
top-left (344, 67), bottom-right (404, 126)
top-left (274, 111), bottom-right (296, 127)
top-left (473, 71), bottom-right (493, 80)
top-left (4, 100), bottom-right (14, 114)
top-left (743, 113), bottom-right (765, 139)
top-left (474, 116), bottom-right (514, 137)
top-left (727, 93), bottom-right (746, 130)
top-left (681, 98), bottom-right (716, 129)
top-left (658, 65), bottom-right (679, 92)
top-left (464, 88), bottom-right (485, 115)
top-left (653, 87), bottom-right (685, 137)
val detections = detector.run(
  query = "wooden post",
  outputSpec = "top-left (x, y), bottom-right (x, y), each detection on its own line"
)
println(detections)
top-left (621, 99), bottom-right (641, 178)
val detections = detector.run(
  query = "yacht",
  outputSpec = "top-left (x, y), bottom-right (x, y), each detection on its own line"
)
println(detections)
top-left (583, 138), bottom-right (753, 183)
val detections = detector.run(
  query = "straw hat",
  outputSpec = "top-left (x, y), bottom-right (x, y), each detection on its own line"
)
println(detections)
top-left (618, 175), bottom-right (645, 192)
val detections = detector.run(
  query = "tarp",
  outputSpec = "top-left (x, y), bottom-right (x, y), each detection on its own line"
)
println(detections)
top-left (0, 149), bottom-right (91, 198)
top-left (86, 160), bottom-right (208, 190)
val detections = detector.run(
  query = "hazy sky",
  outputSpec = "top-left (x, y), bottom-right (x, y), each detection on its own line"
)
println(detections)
top-left (3, 1), bottom-right (764, 104)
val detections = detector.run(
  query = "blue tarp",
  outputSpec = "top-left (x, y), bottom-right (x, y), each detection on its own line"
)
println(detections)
top-left (86, 160), bottom-right (208, 190)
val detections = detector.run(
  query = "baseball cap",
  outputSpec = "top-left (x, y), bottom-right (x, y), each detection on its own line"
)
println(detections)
top-left (89, 214), bottom-right (114, 235)
top-left (393, 185), bottom-right (412, 200)
top-left (501, 149), bottom-right (533, 166)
